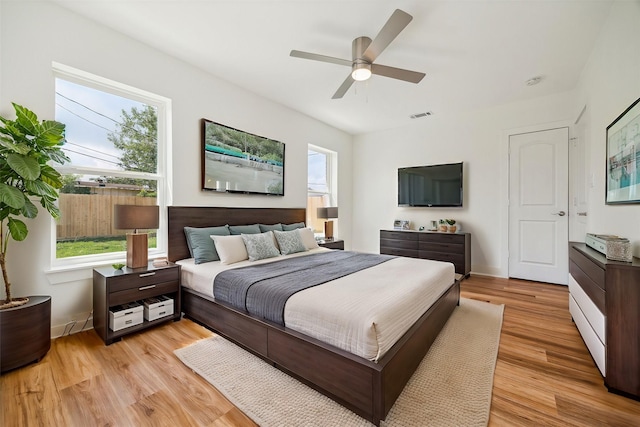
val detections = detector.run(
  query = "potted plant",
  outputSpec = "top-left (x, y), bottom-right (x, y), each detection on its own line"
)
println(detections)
top-left (0, 103), bottom-right (69, 309)
top-left (446, 219), bottom-right (457, 233)
top-left (0, 103), bottom-right (69, 372)
top-left (438, 219), bottom-right (448, 232)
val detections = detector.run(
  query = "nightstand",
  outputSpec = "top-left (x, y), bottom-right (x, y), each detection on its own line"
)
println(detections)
top-left (317, 239), bottom-right (344, 250)
top-left (93, 262), bottom-right (181, 345)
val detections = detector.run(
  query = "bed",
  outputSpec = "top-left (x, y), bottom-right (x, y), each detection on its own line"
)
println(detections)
top-left (168, 206), bottom-right (460, 425)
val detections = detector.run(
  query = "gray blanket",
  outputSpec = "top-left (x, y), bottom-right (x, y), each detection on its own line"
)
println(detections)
top-left (213, 251), bottom-right (394, 325)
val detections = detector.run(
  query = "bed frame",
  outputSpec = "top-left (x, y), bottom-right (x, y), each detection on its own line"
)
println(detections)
top-left (168, 206), bottom-right (460, 425)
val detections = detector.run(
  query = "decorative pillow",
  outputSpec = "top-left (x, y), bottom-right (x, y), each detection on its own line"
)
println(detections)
top-left (259, 223), bottom-right (283, 232)
top-left (298, 227), bottom-right (320, 250)
top-left (211, 235), bottom-right (249, 265)
top-left (282, 222), bottom-right (306, 231)
top-left (242, 232), bottom-right (280, 261)
top-left (184, 225), bottom-right (230, 264)
top-left (229, 224), bottom-right (261, 235)
top-left (274, 229), bottom-right (307, 255)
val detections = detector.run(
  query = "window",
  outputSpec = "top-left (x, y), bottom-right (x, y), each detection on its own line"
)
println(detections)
top-left (52, 63), bottom-right (170, 266)
top-left (307, 145), bottom-right (337, 235)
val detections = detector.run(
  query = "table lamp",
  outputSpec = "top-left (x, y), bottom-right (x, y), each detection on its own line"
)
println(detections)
top-left (317, 207), bottom-right (338, 240)
top-left (114, 204), bottom-right (159, 268)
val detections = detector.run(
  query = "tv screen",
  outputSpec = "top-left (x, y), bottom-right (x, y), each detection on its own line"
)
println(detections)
top-left (201, 119), bottom-right (285, 195)
top-left (398, 162), bottom-right (463, 207)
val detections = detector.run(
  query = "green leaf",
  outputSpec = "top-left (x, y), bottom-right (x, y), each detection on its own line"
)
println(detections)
top-left (7, 153), bottom-right (40, 180)
top-left (7, 217), bottom-right (28, 241)
top-left (25, 179), bottom-right (58, 198)
top-left (0, 183), bottom-right (26, 209)
top-left (13, 103), bottom-right (40, 135)
top-left (45, 148), bottom-right (70, 165)
top-left (40, 165), bottom-right (64, 189)
top-left (0, 137), bottom-right (31, 154)
top-left (2, 121), bottom-right (26, 142)
top-left (40, 196), bottom-right (61, 219)
top-left (39, 120), bottom-right (66, 145)
top-left (20, 197), bottom-right (38, 219)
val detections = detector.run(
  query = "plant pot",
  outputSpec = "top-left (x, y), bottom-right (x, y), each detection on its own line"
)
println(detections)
top-left (0, 295), bottom-right (51, 373)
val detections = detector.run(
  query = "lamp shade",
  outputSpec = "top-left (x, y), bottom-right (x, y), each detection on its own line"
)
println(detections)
top-left (114, 205), bottom-right (159, 231)
top-left (317, 207), bottom-right (338, 219)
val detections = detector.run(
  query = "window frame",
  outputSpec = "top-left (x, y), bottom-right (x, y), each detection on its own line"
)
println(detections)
top-left (307, 144), bottom-right (338, 235)
top-left (51, 62), bottom-right (172, 269)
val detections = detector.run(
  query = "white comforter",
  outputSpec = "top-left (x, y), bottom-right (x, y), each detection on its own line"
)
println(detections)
top-left (177, 248), bottom-right (455, 361)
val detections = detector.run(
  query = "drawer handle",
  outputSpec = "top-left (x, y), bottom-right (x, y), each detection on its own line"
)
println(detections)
top-left (139, 272), bottom-right (156, 278)
top-left (138, 285), bottom-right (156, 291)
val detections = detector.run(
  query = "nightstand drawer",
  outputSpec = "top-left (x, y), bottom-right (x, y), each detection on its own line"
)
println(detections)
top-left (110, 280), bottom-right (179, 306)
top-left (108, 268), bottom-right (180, 292)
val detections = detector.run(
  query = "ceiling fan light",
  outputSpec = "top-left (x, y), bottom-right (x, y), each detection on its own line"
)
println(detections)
top-left (352, 63), bottom-right (372, 81)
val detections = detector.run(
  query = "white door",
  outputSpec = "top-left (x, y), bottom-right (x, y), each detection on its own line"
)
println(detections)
top-left (509, 128), bottom-right (569, 285)
top-left (570, 106), bottom-right (590, 241)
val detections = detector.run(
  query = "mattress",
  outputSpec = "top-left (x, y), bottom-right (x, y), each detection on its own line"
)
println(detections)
top-left (177, 249), bottom-right (455, 361)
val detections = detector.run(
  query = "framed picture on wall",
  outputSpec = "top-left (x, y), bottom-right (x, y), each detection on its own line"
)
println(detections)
top-left (606, 96), bottom-right (640, 204)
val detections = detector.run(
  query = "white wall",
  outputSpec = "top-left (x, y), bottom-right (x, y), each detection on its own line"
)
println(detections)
top-left (352, 0), bottom-right (640, 276)
top-left (0, 1), bottom-right (352, 336)
top-left (575, 0), bottom-right (640, 253)
top-left (352, 92), bottom-right (574, 277)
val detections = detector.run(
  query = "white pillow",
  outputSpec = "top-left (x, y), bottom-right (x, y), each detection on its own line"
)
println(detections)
top-left (298, 227), bottom-right (319, 250)
top-left (211, 235), bottom-right (248, 265)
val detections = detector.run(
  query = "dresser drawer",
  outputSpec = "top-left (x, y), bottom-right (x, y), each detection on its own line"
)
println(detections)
top-left (419, 233), bottom-right (465, 244)
top-left (380, 230), bottom-right (417, 242)
top-left (569, 260), bottom-right (605, 313)
top-left (418, 241), bottom-right (463, 253)
top-left (110, 280), bottom-right (179, 306)
top-left (107, 268), bottom-right (180, 293)
top-left (570, 246), bottom-right (605, 290)
top-left (380, 247), bottom-right (419, 258)
top-left (380, 238), bottom-right (418, 251)
top-left (419, 250), bottom-right (464, 265)
top-left (569, 274), bottom-right (605, 344)
top-left (570, 295), bottom-right (605, 376)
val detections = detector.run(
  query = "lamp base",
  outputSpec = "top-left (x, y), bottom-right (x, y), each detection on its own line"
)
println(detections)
top-left (324, 221), bottom-right (334, 240)
top-left (127, 233), bottom-right (149, 269)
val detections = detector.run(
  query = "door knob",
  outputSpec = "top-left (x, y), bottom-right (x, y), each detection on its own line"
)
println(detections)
top-left (552, 211), bottom-right (566, 216)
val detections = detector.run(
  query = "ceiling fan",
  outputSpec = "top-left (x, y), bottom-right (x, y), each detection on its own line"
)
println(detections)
top-left (290, 9), bottom-right (425, 99)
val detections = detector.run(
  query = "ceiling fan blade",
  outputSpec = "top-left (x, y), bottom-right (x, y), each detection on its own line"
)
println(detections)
top-left (371, 64), bottom-right (425, 83)
top-left (290, 50), bottom-right (352, 67)
top-left (362, 9), bottom-right (413, 63)
top-left (332, 74), bottom-right (355, 99)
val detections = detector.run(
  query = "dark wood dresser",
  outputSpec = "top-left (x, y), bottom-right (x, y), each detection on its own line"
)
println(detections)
top-left (569, 242), bottom-right (640, 399)
top-left (380, 230), bottom-right (471, 278)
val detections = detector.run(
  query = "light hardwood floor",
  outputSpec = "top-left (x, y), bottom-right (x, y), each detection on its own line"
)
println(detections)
top-left (2, 275), bottom-right (640, 426)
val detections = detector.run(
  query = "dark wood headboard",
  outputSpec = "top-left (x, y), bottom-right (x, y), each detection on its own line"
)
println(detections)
top-left (167, 206), bottom-right (306, 262)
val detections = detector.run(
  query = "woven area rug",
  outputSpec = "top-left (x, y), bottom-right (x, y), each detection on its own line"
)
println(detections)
top-left (175, 298), bottom-right (504, 427)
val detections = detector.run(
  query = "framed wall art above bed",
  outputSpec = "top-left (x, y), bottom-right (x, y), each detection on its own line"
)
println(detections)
top-left (201, 119), bottom-right (285, 196)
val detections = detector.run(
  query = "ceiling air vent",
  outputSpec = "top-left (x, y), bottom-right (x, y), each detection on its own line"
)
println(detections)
top-left (409, 111), bottom-right (433, 119)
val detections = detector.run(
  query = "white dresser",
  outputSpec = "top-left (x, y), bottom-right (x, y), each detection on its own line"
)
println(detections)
top-left (569, 242), bottom-right (640, 399)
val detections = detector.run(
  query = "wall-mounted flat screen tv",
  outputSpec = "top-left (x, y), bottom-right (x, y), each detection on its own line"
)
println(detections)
top-left (398, 162), bottom-right (463, 207)
top-left (201, 119), bottom-right (285, 196)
